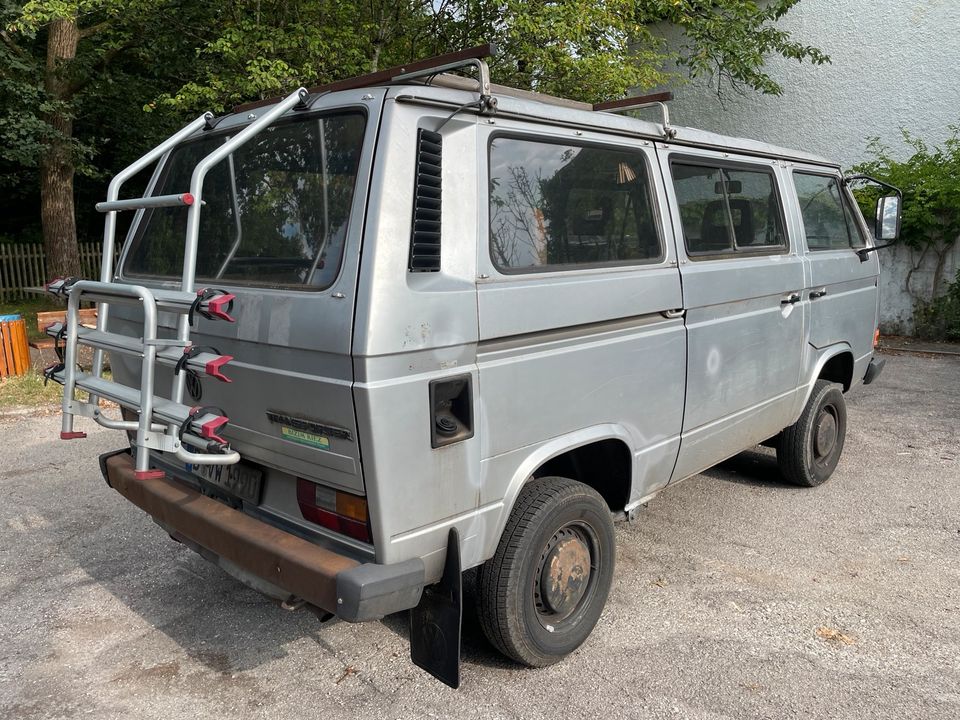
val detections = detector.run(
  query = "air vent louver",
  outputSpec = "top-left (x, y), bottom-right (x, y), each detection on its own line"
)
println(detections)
top-left (408, 129), bottom-right (442, 272)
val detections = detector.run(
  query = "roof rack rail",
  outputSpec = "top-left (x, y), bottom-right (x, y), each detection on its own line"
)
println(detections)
top-left (594, 91), bottom-right (677, 139)
top-left (235, 43), bottom-right (499, 114)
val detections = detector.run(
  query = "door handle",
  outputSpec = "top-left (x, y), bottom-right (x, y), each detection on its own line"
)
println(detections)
top-left (810, 288), bottom-right (828, 299)
top-left (780, 293), bottom-right (801, 305)
top-left (661, 308), bottom-right (686, 319)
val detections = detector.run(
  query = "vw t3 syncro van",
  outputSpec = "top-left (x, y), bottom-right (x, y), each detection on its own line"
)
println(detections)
top-left (46, 45), bottom-right (900, 687)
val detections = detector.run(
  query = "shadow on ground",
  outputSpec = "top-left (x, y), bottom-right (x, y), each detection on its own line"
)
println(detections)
top-left (64, 504), bottom-right (509, 676)
top-left (703, 447), bottom-right (794, 488)
top-left (60, 443), bottom-right (792, 676)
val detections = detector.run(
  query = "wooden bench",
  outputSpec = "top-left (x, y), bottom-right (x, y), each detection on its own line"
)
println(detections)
top-left (31, 308), bottom-right (98, 350)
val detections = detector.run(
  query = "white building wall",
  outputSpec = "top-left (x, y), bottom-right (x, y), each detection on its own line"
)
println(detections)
top-left (655, 0), bottom-right (960, 333)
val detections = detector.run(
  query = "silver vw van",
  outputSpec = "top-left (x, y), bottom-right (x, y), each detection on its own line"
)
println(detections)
top-left (46, 45), bottom-right (899, 687)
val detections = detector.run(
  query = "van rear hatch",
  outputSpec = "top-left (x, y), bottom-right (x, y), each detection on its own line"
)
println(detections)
top-left (107, 95), bottom-right (382, 514)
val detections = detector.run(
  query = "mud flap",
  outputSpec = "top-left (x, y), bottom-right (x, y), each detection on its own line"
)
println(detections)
top-left (410, 527), bottom-right (462, 688)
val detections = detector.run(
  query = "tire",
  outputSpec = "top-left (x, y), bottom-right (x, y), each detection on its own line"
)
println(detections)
top-left (476, 476), bottom-right (616, 667)
top-left (777, 379), bottom-right (847, 487)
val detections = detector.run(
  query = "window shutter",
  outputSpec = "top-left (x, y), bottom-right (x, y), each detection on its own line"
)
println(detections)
top-left (408, 129), bottom-right (442, 272)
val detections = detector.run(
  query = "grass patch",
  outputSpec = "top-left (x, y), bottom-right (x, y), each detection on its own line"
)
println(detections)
top-left (0, 296), bottom-right (65, 341)
top-left (0, 368), bottom-right (64, 410)
top-left (0, 368), bottom-right (111, 412)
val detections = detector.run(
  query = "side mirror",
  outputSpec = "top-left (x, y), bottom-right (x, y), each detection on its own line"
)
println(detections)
top-left (844, 173), bottom-right (903, 261)
top-left (875, 194), bottom-right (901, 241)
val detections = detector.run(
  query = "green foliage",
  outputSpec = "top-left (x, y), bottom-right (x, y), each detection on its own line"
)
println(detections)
top-left (0, 0), bottom-right (220, 241)
top-left (853, 126), bottom-right (960, 341)
top-left (913, 269), bottom-right (960, 342)
top-left (0, 295), bottom-right (61, 341)
top-left (152, 0), bottom-right (831, 112)
top-left (2, 0), bottom-right (830, 250)
top-left (0, 367), bottom-right (65, 409)
top-left (853, 126), bottom-right (960, 252)
top-left (639, 0), bottom-right (829, 96)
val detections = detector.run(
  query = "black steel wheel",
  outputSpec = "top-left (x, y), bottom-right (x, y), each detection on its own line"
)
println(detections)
top-left (476, 477), bottom-right (615, 667)
top-left (777, 379), bottom-right (847, 487)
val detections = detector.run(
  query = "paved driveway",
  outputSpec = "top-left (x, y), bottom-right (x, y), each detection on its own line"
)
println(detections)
top-left (1, 350), bottom-right (958, 719)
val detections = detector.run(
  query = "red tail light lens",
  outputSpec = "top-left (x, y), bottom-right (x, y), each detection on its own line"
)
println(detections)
top-left (296, 478), bottom-right (371, 543)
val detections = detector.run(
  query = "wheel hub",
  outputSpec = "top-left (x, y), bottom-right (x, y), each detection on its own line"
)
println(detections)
top-left (814, 409), bottom-right (837, 458)
top-left (539, 532), bottom-right (591, 617)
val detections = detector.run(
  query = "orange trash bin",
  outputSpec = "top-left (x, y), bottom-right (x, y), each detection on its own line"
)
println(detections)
top-left (0, 314), bottom-right (30, 378)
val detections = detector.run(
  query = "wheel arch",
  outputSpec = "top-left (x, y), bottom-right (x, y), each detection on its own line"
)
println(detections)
top-left (483, 424), bottom-right (634, 560)
top-left (818, 350), bottom-right (855, 392)
top-left (799, 343), bottom-right (855, 413)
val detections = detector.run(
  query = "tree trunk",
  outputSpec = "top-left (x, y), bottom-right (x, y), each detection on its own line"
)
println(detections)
top-left (39, 18), bottom-right (81, 280)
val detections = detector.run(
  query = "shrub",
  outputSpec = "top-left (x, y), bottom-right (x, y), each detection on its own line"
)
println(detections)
top-left (852, 126), bottom-right (960, 340)
top-left (913, 270), bottom-right (960, 342)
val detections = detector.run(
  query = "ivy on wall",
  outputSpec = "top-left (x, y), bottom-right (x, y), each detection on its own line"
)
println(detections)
top-left (853, 126), bottom-right (960, 340)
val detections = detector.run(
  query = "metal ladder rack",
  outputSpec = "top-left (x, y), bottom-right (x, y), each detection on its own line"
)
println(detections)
top-left (233, 43), bottom-right (499, 115)
top-left (48, 86), bottom-right (309, 479)
top-left (593, 91), bottom-right (677, 139)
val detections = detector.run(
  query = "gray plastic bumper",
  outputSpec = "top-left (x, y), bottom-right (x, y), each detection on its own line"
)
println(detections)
top-left (336, 558), bottom-right (426, 622)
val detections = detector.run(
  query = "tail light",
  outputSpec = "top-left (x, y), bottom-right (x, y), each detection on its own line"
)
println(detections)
top-left (296, 479), bottom-right (371, 543)
top-left (874, 328), bottom-right (880, 348)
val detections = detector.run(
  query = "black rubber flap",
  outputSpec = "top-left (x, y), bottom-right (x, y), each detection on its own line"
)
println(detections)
top-left (410, 527), bottom-right (462, 688)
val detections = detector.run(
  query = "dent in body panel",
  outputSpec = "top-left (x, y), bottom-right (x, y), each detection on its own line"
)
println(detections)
top-left (671, 259), bottom-right (806, 476)
top-left (681, 298), bottom-right (800, 432)
top-left (657, 146), bottom-right (809, 484)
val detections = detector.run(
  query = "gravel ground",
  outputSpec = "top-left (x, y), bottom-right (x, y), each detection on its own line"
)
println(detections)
top-left (1, 350), bottom-right (958, 719)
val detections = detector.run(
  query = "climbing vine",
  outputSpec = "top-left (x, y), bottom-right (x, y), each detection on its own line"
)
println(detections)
top-left (853, 126), bottom-right (960, 340)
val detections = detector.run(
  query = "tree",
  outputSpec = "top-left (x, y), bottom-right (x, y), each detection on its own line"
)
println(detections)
top-left (157, 1), bottom-right (830, 112)
top-left (638, 0), bottom-right (829, 97)
top-left (1, 0), bottom-right (206, 276)
top-left (3, 0), bottom-right (829, 277)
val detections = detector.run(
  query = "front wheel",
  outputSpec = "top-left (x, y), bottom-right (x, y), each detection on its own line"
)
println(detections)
top-left (476, 477), bottom-right (615, 667)
top-left (777, 379), bottom-right (847, 487)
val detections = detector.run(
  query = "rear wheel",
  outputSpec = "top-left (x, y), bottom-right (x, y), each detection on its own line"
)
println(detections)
top-left (476, 477), bottom-right (615, 667)
top-left (777, 379), bottom-right (847, 487)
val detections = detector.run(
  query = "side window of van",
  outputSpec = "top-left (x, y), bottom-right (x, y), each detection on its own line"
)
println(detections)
top-left (671, 162), bottom-right (787, 256)
top-left (488, 137), bottom-right (662, 272)
top-left (793, 172), bottom-right (866, 250)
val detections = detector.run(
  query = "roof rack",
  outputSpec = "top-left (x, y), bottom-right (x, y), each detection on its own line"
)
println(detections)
top-left (594, 91), bottom-right (677, 139)
top-left (234, 43), bottom-right (499, 114)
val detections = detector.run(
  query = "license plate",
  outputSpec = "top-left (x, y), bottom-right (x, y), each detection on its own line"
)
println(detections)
top-left (188, 458), bottom-right (263, 504)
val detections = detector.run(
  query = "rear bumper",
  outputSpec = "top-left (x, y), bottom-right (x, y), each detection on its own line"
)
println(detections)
top-left (863, 355), bottom-right (886, 385)
top-left (99, 449), bottom-right (424, 621)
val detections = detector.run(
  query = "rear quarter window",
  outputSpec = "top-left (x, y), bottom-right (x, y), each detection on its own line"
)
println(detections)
top-left (488, 136), bottom-right (662, 272)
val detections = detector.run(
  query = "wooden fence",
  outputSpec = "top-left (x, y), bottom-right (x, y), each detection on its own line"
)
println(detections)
top-left (0, 242), bottom-right (119, 302)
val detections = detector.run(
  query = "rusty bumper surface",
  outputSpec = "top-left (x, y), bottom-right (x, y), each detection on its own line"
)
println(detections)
top-left (100, 450), bottom-right (425, 618)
